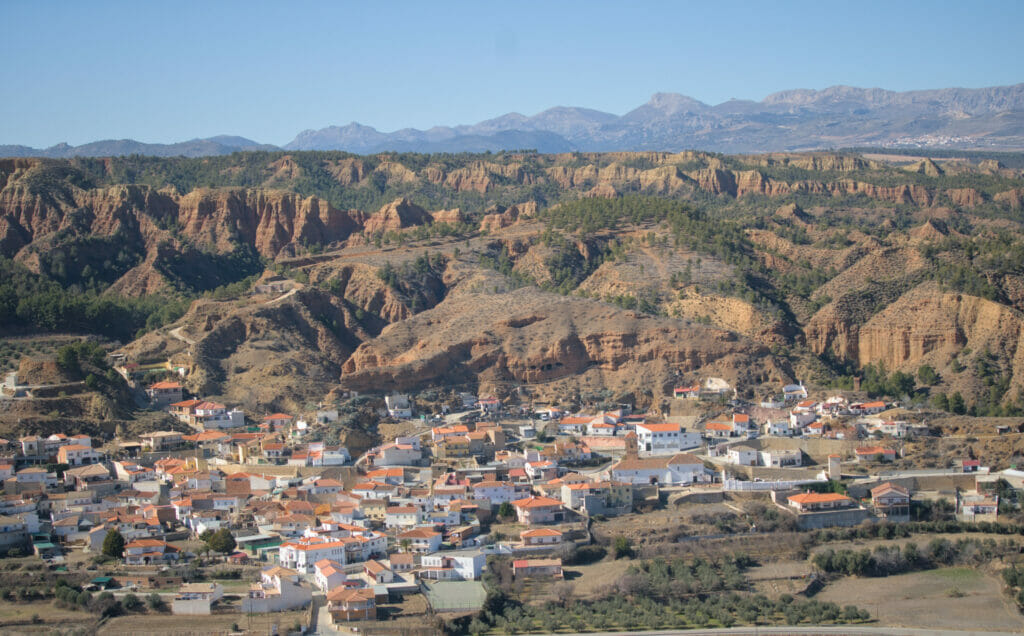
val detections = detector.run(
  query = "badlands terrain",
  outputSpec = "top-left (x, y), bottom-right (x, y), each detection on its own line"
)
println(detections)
top-left (2, 149), bottom-right (1024, 434)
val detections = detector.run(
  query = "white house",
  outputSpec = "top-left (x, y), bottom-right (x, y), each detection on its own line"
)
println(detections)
top-left (373, 442), bottom-right (422, 467)
top-left (790, 411), bottom-right (817, 430)
top-left (242, 566), bottom-right (312, 613)
top-left (635, 422), bottom-right (701, 455)
top-left (760, 448), bottom-right (802, 468)
top-left (726, 445), bottom-right (759, 466)
top-left (783, 383), bottom-right (808, 401)
top-left (398, 528), bottom-right (442, 553)
top-left (385, 505), bottom-right (421, 530)
top-left (471, 481), bottom-right (516, 507)
top-left (420, 549), bottom-right (486, 580)
top-left (609, 453), bottom-right (708, 485)
top-left (385, 394), bottom-right (413, 419)
top-left (313, 559), bottom-right (348, 592)
top-left (279, 537), bottom-right (351, 572)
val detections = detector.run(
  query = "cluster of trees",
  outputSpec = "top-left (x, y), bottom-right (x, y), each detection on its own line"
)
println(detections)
top-left (812, 537), bottom-right (1012, 577)
top-left (812, 518), bottom-right (1024, 545)
top-left (53, 580), bottom-right (129, 617)
top-left (1002, 565), bottom-right (1024, 610)
top-left (620, 555), bottom-right (753, 597)
top-left (154, 242), bottom-right (265, 294)
top-left (477, 245), bottom-right (534, 289)
top-left (0, 256), bottom-right (189, 342)
top-left (928, 349), bottom-right (1024, 416)
top-left (466, 584), bottom-right (868, 634)
top-left (859, 362), bottom-right (917, 398)
top-left (36, 232), bottom-right (145, 291)
top-left (198, 528), bottom-right (237, 555)
top-left (375, 252), bottom-right (449, 313)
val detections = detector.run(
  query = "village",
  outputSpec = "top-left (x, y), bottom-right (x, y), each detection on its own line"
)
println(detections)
top-left (1, 367), bottom-right (1023, 635)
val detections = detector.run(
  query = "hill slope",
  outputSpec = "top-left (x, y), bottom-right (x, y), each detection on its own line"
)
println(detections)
top-left (3, 149), bottom-right (1024, 416)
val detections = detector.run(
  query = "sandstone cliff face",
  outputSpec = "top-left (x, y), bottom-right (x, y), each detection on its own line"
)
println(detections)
top-left (340, 281), bottom-right (784, 398)
top-left (362, 198), bottom-right (430, 235)
top-left (995, 188), bottom-right (1024, 209)
top-left (439, 161), bottom-right (536, 193)
top-left (176, 188), bottom-right (364, 256)
top-left (307, 262), bottom-right (413, 324)
top-left (121, 288), bottom-right (369, 413)
top-left (855, 284), bottom-right (1024, 378)
top-left (430, 208), bottom-right (465, 225)
top-left (946, 188), bottom-right (983, 207)
top-left (638, 166), bottom-right (692, 194)
top-left (324, 158), bottom-right (366, 185)
top-left (755, 153), bottom-right (881, 172)
top-left (479, 202), bottom-right (535, 233)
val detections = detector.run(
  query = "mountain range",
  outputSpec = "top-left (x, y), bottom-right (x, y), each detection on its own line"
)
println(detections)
top-left (5, 84), bottom-right (1024, 157)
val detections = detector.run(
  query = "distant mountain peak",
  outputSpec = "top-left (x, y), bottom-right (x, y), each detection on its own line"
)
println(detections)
top-left (645, 92), bottom-right (709, 113)
top-left (5, 83), bottom-right (1024, 158)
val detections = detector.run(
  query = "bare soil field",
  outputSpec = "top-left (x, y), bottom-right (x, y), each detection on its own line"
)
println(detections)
top-left (102, 608), bottom-right (309, 635)
top-left (0, 599), bottom-right (98, 634)
top-left (817, 567), bottom-right (1024, 632)
top-left (564, 557), bottom-right (634, 598)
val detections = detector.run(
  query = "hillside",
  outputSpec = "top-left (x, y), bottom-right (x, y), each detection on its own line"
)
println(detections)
top-left (3, 149), bottom-right (1024, 418)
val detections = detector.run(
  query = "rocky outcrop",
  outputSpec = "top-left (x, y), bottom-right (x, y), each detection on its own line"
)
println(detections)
top-left (755, 153), bottom-right (881, 172)
top-left (690, 168), bottom-right (737, 196)
top-left (308, 262), bottom-right (413, 324)
top-left (856, 284), bottom-right (1024, 373)
top-left (479, 202), bottom-right (536, 233)
top-left (373, 161), bottom-right (419, 185)
top-left (946, 188), bottom-right (983, 207)
top-left (638, 166), bottom-right (692, 193)
top-left (585, 183), bottom-right (618, 198)
top-left (324, 158), bottom-right (366, 185)
top-left (905, 158), bottom-right (943, 177)
top-left (545, 164), bottom-right (599, 189)
top-left (430, 208), bottom-right (465, 225)
top-left (441, 161), bottom-right (536, 193)
top-left (362, 198), bottom-right (430, 235)
top-left (995, 188), bottom-right (1024, 209)
top-left (121, 288), bottom-right (370, 413)
top-left (340, 283), bottom-right (784, 398)
top-left (177, 188), bottom-right (365, 256)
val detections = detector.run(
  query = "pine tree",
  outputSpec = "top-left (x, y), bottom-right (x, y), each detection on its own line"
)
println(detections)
top-left (102, 529), bottom-right (125, 558)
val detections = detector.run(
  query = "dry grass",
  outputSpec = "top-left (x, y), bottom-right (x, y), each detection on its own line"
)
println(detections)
top-left (564, 557), bottom-right (634, 598)
top-left (817, 567), bottom-right (1024, 631)
top-left (102, 609), bottom-right (309, 635)
top-left (0, 600), bottom-right (97, 634)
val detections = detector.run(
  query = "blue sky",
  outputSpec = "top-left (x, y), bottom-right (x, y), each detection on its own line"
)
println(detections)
top-left (2, 0), bottom-right (1023, 147)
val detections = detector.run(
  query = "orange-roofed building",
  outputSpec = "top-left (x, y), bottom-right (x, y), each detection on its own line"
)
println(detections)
top-left (56, 443), bottom-right (101, 466)
top-left (787, 492), bottom-right (855, 512)
top-left (520, 527), bottom-right (563, 546)
top-left (511, 495), bottom-right (565, 524)
top-left (855, 446), bottom-right (897, 463)
top-left (147, 381), bottom-right (183, 406)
